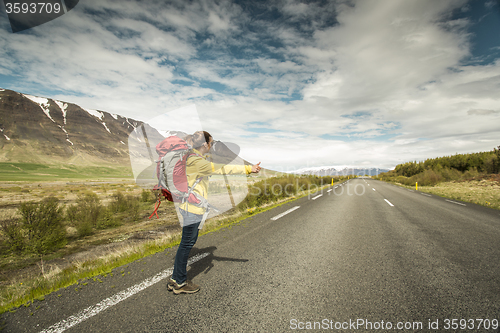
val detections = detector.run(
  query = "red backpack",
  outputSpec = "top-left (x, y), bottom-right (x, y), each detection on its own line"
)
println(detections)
top-left (149, 136), bottom-right (212, 220)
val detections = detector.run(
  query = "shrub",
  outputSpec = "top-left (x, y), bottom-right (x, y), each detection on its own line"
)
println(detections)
top-left (109, 192), bottom-right (129, 213)
top-left (109, 191), bottom-right (140, 222)
top-left (0, 219), bottom-right (25, 253)
top-left (237, 175), bottom-right (337, 210)
top-left (96, 208), bottom-right (121, 229)
top-left (140, 189), bottom-right (156, 203)
top-left (66, 193), bottom-right (102, 237)
top-left (18, 197), bottom-right (67, 254)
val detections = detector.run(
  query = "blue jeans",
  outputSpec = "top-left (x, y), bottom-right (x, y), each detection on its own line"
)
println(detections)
top-left (171, 210), bottom-right (202, 284)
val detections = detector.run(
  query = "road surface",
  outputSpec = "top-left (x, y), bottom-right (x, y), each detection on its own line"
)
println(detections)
top-left (3, 179), bottom-right (500, 332)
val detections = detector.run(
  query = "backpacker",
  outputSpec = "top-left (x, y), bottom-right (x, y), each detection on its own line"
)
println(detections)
top-left (149, 135), bottom-right (216, 228)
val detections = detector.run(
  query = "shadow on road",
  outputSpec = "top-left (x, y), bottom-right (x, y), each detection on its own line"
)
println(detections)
top-left (188, 246), bottom-right (249, 279)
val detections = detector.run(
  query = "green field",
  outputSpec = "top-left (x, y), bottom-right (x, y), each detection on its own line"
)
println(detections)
top-left (0, 162), bottom-right (133, 181)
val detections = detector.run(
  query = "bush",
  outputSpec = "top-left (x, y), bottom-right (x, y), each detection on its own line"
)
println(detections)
top-left (140, 189), bottom-right (156, 203)
top-left (237, 175), bottom-right (338, 210)
top-left (66, 193), bottom-right (102, 237)
top-left (109, 191), bottom-right (140, 222)
top-left (18, 197), bottom-right (67, 254)
top-left (0, 219), bottom-right (25, 253)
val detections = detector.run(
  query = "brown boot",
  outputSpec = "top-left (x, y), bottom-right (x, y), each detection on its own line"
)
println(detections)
top-left (171, 280), bottom-right (200, 295)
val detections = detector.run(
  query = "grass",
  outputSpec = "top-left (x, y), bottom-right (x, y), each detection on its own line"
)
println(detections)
top-left (0, 162), bottom-right (133, 181)
top-left (382, 176), bottom-right (500, 210)
top-left (417, 179), bottom-right (500, 210)
top-left (0, 178), bottom-right (335, 314)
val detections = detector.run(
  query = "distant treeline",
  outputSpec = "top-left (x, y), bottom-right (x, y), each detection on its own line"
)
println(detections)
top-left (378, 146), bottom-right (500, 186)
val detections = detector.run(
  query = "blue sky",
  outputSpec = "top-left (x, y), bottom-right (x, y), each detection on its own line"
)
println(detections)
top-left (1, 0), bottom-right (500, 171)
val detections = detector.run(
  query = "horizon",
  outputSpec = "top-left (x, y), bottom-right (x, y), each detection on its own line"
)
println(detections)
top-left (1, 1), bottom-right (499, 170)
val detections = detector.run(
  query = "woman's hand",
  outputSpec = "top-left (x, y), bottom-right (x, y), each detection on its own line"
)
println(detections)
top-left (251, 162), bottom-right (262, 173)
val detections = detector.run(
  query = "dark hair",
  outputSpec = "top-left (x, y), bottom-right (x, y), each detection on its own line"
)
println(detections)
top-left (192, 131), bottom-right (212, 149)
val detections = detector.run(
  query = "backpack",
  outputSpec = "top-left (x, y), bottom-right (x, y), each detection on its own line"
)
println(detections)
top-left (149, 135), bottom-right (215, 227)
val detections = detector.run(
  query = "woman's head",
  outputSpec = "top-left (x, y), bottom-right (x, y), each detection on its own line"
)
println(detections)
top-left (192, 131), bottom-right (212, 149)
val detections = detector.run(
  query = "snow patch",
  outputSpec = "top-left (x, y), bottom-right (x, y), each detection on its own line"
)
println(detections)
top-left (120, 141), bottom-right (125, 145)
top-left (54, 100), bottom-right (68, 125)
top-left (110, 113), bottom-right (118, 120)
top-left (102, 122), bottom-right (111, 134)
top-left (85, 108), bottom-right (104, 120)
top-left (0, 128), bottom-right (10, 141)
top-left (24, 94), bottom-right (55, 123)
top-left (126, 118), bottom-right (136, 129)
top-left (0, 89), bottom-right (5, 92)
top-left (84, 108), bottom-right (114, 134)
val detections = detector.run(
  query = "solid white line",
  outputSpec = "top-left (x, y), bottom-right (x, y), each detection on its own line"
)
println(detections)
top-left (445, 199), bottom-right (466, 206)
top-left (312, 194), bottom-right (323, 200)
top-left (271, 206), bottom-right (300, 221)
top-left (39, 253), bottom-right (210, 333)
top-left (384, 199), bottom-right (394, 207)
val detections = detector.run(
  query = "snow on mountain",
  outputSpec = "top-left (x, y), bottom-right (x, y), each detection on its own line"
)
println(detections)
top-left (24, 94), bottom-right (55, 123)
top-left (0, 88), bottom-right (150, 164)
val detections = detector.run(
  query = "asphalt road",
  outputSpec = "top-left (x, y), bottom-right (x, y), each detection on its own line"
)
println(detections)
top-left (3, 179), bottom-right (500, 332)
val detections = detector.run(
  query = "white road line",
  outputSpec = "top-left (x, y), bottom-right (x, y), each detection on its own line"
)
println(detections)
top-left (327, 189), bottom-right (332, 193)
top-left (271, 206), bottom-right (300, 221)
top-left (384, 199), bottom-right (394, 207)
top-left (421, 193), bottom-right (431, 197)
top-left (372, 188), bottom-right (376, 191)
top-left (445, 199), bottom-right (466, 206)
top-left (312, 194), bottom-right (323, 200)
top-left (39, 253), bottom-right (210, 333)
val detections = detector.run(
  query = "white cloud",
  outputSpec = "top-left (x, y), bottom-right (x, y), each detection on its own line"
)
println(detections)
top-left (1, 0), bottom-right (499, 170)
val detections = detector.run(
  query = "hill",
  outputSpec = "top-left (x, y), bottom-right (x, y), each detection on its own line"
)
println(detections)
top-left (0, 88), bottom-right (153, 166)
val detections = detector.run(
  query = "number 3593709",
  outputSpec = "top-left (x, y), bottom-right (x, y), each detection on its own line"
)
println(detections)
top-left (5, 2), bottom-right (62, 14)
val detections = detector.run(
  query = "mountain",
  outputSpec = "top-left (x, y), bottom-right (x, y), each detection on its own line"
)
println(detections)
top-left (0, 88), bottom-right (255, 178)
top-left (290, 166), bottom-right (390, 177)
top-left (0, 88), bottom-right (157, 165)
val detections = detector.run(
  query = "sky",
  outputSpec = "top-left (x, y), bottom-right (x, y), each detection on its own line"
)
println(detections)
top-left (1, 0), bottom-right (500, 172)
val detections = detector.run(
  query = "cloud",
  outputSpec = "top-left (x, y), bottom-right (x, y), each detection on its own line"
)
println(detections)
top-left (467, 109), bottom-right (500, 116)
top-left (1, 0), bottom-right (499, 170)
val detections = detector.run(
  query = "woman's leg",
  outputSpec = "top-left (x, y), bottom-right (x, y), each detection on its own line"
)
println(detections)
top-left (171, 210), bottom-right (202, 284)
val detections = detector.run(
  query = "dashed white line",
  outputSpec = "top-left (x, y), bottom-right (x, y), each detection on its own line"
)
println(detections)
top-left (384, 199), bottom-right (394, 207)
top-left (39, 253), bottom-right (210, 333)
top-left (271, 206), bottom-right (301, 221)
top-left (372, 188), bottom-right (376, 191)
top-left (445, 199), bottom-right (466, 206)
top-left (327, 189), bottom-right (332, 193)
top-left (311, 194), bottom-right (323, 200)
top-left (420, 193), bottom-right (431, 197)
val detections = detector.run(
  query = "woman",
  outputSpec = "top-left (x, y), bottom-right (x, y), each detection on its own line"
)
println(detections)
top-left (168, 131), bottom-right (261, 294)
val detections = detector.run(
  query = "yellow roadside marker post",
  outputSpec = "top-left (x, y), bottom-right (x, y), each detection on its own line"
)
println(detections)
top-left (416, 182), bottom-right (418, 191)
